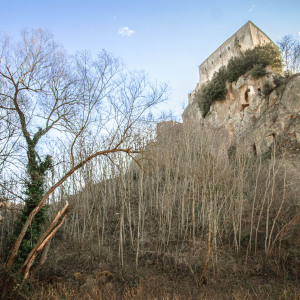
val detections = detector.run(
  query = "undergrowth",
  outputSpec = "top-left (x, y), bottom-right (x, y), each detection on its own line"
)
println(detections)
top-left (1, 125), bottom-right (299, 299)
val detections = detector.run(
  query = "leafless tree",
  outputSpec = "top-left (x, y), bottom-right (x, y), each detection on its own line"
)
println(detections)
top-left (277, 35), bottom-right (300, 74)
top-left (0, 28), bottom-right (167, 278)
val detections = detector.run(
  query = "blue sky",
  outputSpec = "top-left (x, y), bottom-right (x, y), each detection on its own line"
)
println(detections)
top-left (1, 0), bottom-right (299, 120)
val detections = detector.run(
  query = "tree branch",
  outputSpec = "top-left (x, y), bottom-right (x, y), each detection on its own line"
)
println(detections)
top-left (7, 147), bottom-right (139, 267)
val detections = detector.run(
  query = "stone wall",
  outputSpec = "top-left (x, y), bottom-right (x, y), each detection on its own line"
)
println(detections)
top-left (198, 21), bottom-right (272, 87)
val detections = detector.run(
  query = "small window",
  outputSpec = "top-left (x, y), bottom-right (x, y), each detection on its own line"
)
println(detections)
top-left (211, 61), bottom-right (213, 65)
top-left (220, 54), bottom-right (222, 58)
top-left (205, 68), bottom-right (207, 71)
top-left (228, 46), bottom-right (230, 50)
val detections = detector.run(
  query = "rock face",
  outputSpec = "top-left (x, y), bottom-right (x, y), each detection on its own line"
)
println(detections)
top-left (182, 73), bottom-right (300, 155)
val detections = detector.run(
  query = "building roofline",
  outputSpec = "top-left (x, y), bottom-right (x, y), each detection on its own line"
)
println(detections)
top-left (247, 20), bottom-right (274, 44)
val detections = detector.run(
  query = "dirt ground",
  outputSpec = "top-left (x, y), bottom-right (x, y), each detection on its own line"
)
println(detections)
top-left (25, 240), bottom-right (299, 300)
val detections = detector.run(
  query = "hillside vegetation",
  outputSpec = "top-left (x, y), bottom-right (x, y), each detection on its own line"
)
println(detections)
top-left (1, 31), bottom-right (299, 299)
top-left (197, 43), bottom-right (283, 117)
top-left (1, 124), bottom-right (298, 299)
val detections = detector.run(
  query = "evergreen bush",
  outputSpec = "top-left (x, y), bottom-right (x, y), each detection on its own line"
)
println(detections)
top-left (250, 64), bottom-right (267, 78)
top-left (197, 67), bottom-right (227, 117)
top-left (262, 81), bottom-right (274, 96)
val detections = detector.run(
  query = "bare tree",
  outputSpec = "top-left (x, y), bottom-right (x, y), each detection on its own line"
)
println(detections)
top-left (277, 35), bottom-right (300, 74)
top-left (0, 29), bottom-right (166, 277)
top-left (0, 34), bottom-right (20, 178)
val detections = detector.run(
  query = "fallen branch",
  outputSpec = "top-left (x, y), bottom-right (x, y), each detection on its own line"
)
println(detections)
top-left (18, 201), bottom-right (69, 279)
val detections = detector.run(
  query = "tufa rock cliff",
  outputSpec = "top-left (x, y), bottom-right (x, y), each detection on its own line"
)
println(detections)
top-left (182, 72), bottom-right (300, 156)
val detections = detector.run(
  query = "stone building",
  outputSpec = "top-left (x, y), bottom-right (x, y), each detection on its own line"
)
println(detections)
top-left (188, 21), bottom-right (274, 105)
top-left (181, 21), bottom-right (300, 157)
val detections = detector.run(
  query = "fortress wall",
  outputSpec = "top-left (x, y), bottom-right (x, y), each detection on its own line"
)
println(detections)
top-left (198, 21), bottom-right (272, 86)
top-left (249, 22), bottom-right (272, 46)
top-left (184, 21), bottom-right (278, 122)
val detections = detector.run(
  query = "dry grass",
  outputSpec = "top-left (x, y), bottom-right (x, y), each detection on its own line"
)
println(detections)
top-left (30, 278), bottom-right (299, 300)
top-left (1, 124), bottom-right (299, 299)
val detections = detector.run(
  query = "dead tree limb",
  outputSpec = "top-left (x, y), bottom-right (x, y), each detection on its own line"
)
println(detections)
top-left (19, 201), bottom-right (69, 279)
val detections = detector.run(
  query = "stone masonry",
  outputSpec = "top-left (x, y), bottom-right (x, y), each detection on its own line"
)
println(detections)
top-left (188, 21), bottom-right (274, 105)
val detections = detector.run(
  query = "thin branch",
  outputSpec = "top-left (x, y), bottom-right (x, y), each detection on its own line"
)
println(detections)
top-left (7, 147), bottom-right (140, 266)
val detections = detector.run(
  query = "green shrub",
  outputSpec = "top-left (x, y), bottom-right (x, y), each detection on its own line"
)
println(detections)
top-left (254, 44), bottom-right (283, 73)
top-left (273, 75), bottom-right (284, 87)
top-left (197, 90), bottom-right (212, 118)
top-left (227, 43), bottom-right (282, 83)
top-left (227, 144), bottom-right (236, 161)
top-left (197, 43), bottom-right (283, 117)
top-left (197, 67), bottom-right (227, 117)
top-left (251, 64), bottom-right (267, 78)
top-left (261, 146), bottom-right (272, 160)
top-left (272, 74), bottom-right (290, 88)
top-left (262, 81), bottom-right (274, 96)
top-left (226, 55), bottom-right (249, 82)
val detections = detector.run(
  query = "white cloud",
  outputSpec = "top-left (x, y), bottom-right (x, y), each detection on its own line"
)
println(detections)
top-left (248, 4), bottom-right (256, 12)
top-left (298, 31), bottom-right (300, 37)
top-left (118, 26), bottom-right (134, 37)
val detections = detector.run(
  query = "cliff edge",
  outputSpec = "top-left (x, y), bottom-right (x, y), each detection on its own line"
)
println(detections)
top-left (182, 72), bottom-right (300, 156)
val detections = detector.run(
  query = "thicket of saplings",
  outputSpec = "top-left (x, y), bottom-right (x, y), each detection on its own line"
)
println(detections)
top-left (196, 43), bottom-right (283, 117)
top-left (1, 126), bottom-right (299, 299)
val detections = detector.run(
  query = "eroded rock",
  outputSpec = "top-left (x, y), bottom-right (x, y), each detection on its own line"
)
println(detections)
top-left (182, 73), bottom-right (300, 155)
